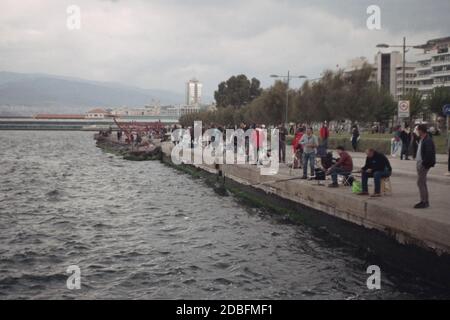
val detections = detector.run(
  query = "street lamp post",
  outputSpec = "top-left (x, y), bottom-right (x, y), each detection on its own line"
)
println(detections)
top-left (270, 72), bottom-right (307, 127)
top-left (376, 36), bottom-right (421, 100)
top-left (376, 37), bottom-right (427, 149)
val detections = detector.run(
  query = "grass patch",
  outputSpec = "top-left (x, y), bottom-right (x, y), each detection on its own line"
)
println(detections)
top-left (288, 133), bottom-right (448, 154)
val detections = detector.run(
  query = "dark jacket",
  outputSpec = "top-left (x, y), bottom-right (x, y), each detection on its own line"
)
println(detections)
top-left (420, 135), bottom-right (436, 169)
top-left (399, 130), bottom-right (410, 145)
top-left (362, 151), bottom-right (392, 173)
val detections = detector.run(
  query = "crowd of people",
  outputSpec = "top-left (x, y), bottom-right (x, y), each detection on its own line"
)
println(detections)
top-left (290, 122), bottom-right (438, 209)
top-left (168, 120), bottom-right (444, 209)
top-left (100, 125), bottom-right (167, 148)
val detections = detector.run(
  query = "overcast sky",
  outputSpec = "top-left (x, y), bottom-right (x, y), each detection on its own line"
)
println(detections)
top-left (1, 0), bottom-right (449, 101)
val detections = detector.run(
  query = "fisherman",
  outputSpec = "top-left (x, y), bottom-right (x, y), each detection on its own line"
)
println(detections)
top-left (327, 146), bottom-right (353, 188)
top-left (358, 148), bottom-right (392, 197)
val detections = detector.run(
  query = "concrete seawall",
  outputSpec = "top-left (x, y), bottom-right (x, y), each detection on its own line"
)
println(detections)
top-left (161, 142), bottom-right (450, 258)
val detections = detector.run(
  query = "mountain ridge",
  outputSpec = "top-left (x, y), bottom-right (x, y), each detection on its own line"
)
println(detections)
top-left (0, 71), bottom-right (186, 115)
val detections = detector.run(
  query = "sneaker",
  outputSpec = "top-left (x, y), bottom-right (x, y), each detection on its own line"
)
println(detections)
top-left (328, 183), bottom-right (339, 188)
top-left (300, 176), bottom-right (308, 180)
top-left (357, 192), bottom-right (369, 196)
top-left (414, 202), bottom-right (429, 209)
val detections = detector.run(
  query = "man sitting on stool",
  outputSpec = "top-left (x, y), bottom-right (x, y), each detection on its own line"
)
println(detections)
top-left (327, 146), bottom-right (353, 188)
top-left (358, 148), bottom-right (392, 197)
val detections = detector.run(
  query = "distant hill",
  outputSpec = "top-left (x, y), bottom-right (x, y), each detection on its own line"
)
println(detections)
top-left (0, 71), bottom-right (185, 116)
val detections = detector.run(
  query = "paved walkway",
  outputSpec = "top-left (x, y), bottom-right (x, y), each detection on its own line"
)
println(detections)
top-left (279, 148), bottom-right (450, 225)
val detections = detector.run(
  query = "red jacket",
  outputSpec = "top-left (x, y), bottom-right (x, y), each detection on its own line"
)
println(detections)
top-left (320, 127), bottom-right (329, 139)
top-left (252, 129), bottom-right (265, 148)
top-left (292, 133), bottom-right (303, 151)
top-left (333, 151), bottom-right (353, 172)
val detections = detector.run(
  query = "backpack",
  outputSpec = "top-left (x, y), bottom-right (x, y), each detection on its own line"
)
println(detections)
top-left (314, 168), bottom-right (326, 181)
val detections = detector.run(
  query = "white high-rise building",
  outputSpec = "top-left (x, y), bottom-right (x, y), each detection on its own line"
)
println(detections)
top-left (185, 78), bottom-right (202, 106)
top-left (414, 37), bottom-right (450, 97)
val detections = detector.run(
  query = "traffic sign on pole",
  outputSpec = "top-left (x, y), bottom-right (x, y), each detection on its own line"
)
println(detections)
top-left (442, 104), bottom-right (450, 116)
top-left (398, 100), bottom-right (410, 118)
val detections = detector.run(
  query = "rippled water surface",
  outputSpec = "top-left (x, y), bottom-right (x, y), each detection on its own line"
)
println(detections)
top-left (0, 131), bottom-right (448, 299)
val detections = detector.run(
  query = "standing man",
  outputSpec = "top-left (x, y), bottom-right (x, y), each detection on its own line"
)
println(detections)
top-left (319, 121), bottom-right (330, 149)
top-left (300, 127), bottom-right (318, 179)
top-left (415, 124), bottom-right (436, 209)
top-left (351, 125), bottom-right (360, 152)
top-left (400, 126), bottom-right (410, 160)
top-left (278, 123), bottom-right (288, 163)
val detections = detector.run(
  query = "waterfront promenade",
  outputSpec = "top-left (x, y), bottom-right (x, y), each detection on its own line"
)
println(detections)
top-left (162, 142), bottom-right (450, 255)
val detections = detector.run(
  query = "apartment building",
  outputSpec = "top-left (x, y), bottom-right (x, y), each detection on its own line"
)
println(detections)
top-left (414, 36), bottom-right (450, 97)
top-left (163, 105), bottom-right (200, 118)
top-left (110, 105), bottom-right (161, 117)
top-left (394, 62), bottom-right (417, 100)
top-left (344, 37), bottom-right (450, 102)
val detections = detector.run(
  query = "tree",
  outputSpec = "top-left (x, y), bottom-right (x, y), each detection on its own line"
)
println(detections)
top-left (214, 75), bottom-right (262, 108)
top-left (341, 64), bottom-right (376, 124)
top-left (367, 86), bottom-right (396, 124)
top-left (405, 89), bottom-right (426, 120)
top-left (427, 86), bottom-right (450, 116)
top-left (245, 81), bottom-right (287, 125)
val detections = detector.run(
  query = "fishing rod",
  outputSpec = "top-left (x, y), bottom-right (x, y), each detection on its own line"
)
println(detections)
top-left (250, 175), bottom-right (306, 188)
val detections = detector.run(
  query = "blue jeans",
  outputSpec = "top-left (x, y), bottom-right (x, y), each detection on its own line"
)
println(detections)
top-left (303, 152), bottom-right (316, 177)
top-left (329, 167), bottom-right (351, 184)
top-left (362, 169), bottom-right (391, 194)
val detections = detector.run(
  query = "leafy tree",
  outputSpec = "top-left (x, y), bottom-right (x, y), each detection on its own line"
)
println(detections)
top-left (214, 75), bottom-right (262, 108)
top-left (245, 81), bottom-right (287, 125)
top-left (341, 64), bottom-right (376, 124)
top-left (367, 86), bottom-right (396, 124)
top-left (427, 86), bottom-right (450, 116)
top-left (405, 89), bottom-right (426, 120)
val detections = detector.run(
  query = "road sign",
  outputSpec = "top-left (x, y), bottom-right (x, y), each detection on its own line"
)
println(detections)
top-left (443, 104), bottom-right (450, 116)
top-left (398, 100), bottom-right (410, 118)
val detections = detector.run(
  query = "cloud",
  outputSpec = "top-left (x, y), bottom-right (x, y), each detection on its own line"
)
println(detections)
top-left (0, 0), bottom-right (448, 102)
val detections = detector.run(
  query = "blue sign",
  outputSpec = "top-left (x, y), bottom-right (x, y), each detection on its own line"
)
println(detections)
top-left (443, 104), bottom-right (450, 116)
